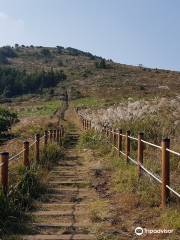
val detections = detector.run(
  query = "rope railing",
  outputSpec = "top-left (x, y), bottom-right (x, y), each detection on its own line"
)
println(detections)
top-left (166, 148), bottom-right (180, 157)
top-left (29, 140), bottom-right (37, 149)
top-left (77, 113), bottom-right (180, 208)
top-left (141, 139), bottom-right (161, 149)
top-left (9, 149), bottom-right (25, 163)
top-left (0, 126), bottom-right (64, 195)
top-left (128, 136), bottom-right (138, 141)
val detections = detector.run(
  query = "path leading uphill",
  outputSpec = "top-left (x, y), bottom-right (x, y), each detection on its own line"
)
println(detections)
top-left (22, 109), bottom-right (97, 240)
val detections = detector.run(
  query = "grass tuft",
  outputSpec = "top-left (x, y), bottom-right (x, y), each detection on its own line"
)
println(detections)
top-left (0, 142), bottom-right (63, 238)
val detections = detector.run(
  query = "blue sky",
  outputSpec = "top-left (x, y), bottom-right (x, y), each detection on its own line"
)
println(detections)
top-left (0, 0), bottom-right (180, 70)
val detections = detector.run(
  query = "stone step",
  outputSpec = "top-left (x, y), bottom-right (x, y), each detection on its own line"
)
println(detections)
top-left (33, 223), bottom-right (91, 228)
top-left (55, 167), bottom-right (87, 171)
top-left (32, 215), bottom-right (90, 225)
top-left (49, 173), bottom-right (85, 177)
top-left (49, 181), bottom-right (88, 184)
top-left (40, 194), bottom-right (94, 203)
top-left (38, 203), bottom-right (89, 211)
top-left (49, 181), bottom-right (89, 188)
top-left (48, 188), bottom-right (90, 192)
top-left (49, 172), bottom-right (85, 175)
top-left (31, 223), bottom-right (92, 234)
top-left (31, 210), bottom-right (89, 216)
top-left (22, 234), bottom-right (95, 240)
top-left (48, 178), bottom-right (85, 182)
top-left (51, 169), bottom-right (89, 173)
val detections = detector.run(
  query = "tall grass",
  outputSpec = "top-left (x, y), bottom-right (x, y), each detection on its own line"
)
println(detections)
top-left (0, 143), bottom-right (63, 238)
top-left (79, 129), bottom-right (180, 234)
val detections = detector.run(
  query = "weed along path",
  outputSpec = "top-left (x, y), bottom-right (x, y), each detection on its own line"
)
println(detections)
top-left (22, 109), bottom-right (97, 240)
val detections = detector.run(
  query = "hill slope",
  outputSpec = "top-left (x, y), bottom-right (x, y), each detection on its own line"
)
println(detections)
top-left (1, 45), bottom-right (180, 101)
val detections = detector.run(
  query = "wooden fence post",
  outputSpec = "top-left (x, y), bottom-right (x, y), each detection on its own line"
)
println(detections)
top-left (61, 125), bottom-right (64, 137)
top-left (110, 127), bottom-right (112, 142)
top-left (44, 130), bottom-right (48, 146)
top-left (112, 129), bottom-right (115, 146)
top-left (106, 126), bottom-right (108, 137)
top-left (82, 119), bottom-right (84, 130)
top-left (103, 125), bottom-right (105, 134)
top-left (118, 129), bottom-right (122, 156)
top-left (126, 130), bottom-right (130, 163)
top-left (49, 130), bottom-right (53, 143)
top-left (85, 120), bottom-right (87, 130)
top-left (89, 120), bottom-right (92, 129)
top-left (115, 129), bottom-right (117, 147)
top-left (0, 152), bottom-right (9, 194)
top-left (161, 138), bottom-right (170, 207)
top-left (59, 127), bottom-right (62, 146)
top-left (23, 141), bottom-right (30, 167)
top-left (57, 129), bottom-right (60, 143)
top-left (102, 125), bottom-right (105, 134)
top-left (35, 134), bottom-right (40, 162)
top-left (53, 130), bottom-right (56, 142)
top-left (137, 132), bottom-right (144, 177)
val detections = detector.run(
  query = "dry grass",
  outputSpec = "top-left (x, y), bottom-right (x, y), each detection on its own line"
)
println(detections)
top-left (79, 129), bottom-right (180, 240)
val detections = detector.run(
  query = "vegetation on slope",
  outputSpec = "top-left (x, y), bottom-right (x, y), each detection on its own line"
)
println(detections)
top-left (0, 108), bottom-right (18, 135)
top-left (1, 44), bottom-right (180, 101)
top-left (79, 130), bottom-right (180, 240)
top-left (0, 143), bottom-right (63, 238)
top-left (0, 67), bottom-right (66, 97)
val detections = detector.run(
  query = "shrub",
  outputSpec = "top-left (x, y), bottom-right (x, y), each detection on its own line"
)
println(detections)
top-left (95, 59), bottom-right (106, 69)
top-left (0, 165), bottom-right (43, 236)
top-left (0, 142), bottom-right (63, 237)
top-left (0, 189), bottom-right (25, 236)
top-left (40, 143), bottom-right (63, 169)
top-left (0, 108), bottom-right (18, 134)
top-left (40, 48), bottom-right (51, 58)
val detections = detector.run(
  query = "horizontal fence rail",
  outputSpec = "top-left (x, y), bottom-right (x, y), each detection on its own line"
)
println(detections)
top-left (76, 111), bottom-right (180, 207)
top-left (0, 126), bottom-right (64, 195)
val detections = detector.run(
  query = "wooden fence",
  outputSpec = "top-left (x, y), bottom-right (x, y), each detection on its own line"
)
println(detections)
top-left (0, 125), bottom-right (64, 195)
top-left (77, 114), bottom-right (180, 208)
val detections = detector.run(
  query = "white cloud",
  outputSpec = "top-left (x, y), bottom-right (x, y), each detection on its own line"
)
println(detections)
top-left (0, 12), bottom-right (25, 46)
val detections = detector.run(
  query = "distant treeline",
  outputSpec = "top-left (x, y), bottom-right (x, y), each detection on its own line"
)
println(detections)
top-left (0, 45), bottom-right (103, 63)
top-left (0, 67), bottom-right (66, 97)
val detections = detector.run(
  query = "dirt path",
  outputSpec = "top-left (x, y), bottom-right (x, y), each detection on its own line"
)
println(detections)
top-left (22, 108), bottom-right (96, 240)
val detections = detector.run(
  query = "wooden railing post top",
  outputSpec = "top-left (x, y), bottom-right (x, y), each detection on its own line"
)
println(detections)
top-left (162, 138), bottom-right (170, 144)
top-left (0, 152), bottom-right (9, 156)
top-left (23, 141), bottom-right (29, 145)
top-left (126, 130), bottom-right (130, 135)
top-left (138, 132), bottom-right (144, 138)
top-left (35, 133), bottom-right (40, 138)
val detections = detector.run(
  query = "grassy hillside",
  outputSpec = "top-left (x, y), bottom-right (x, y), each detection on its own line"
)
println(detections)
top-left (1, 45), bottom-right (180, 101)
